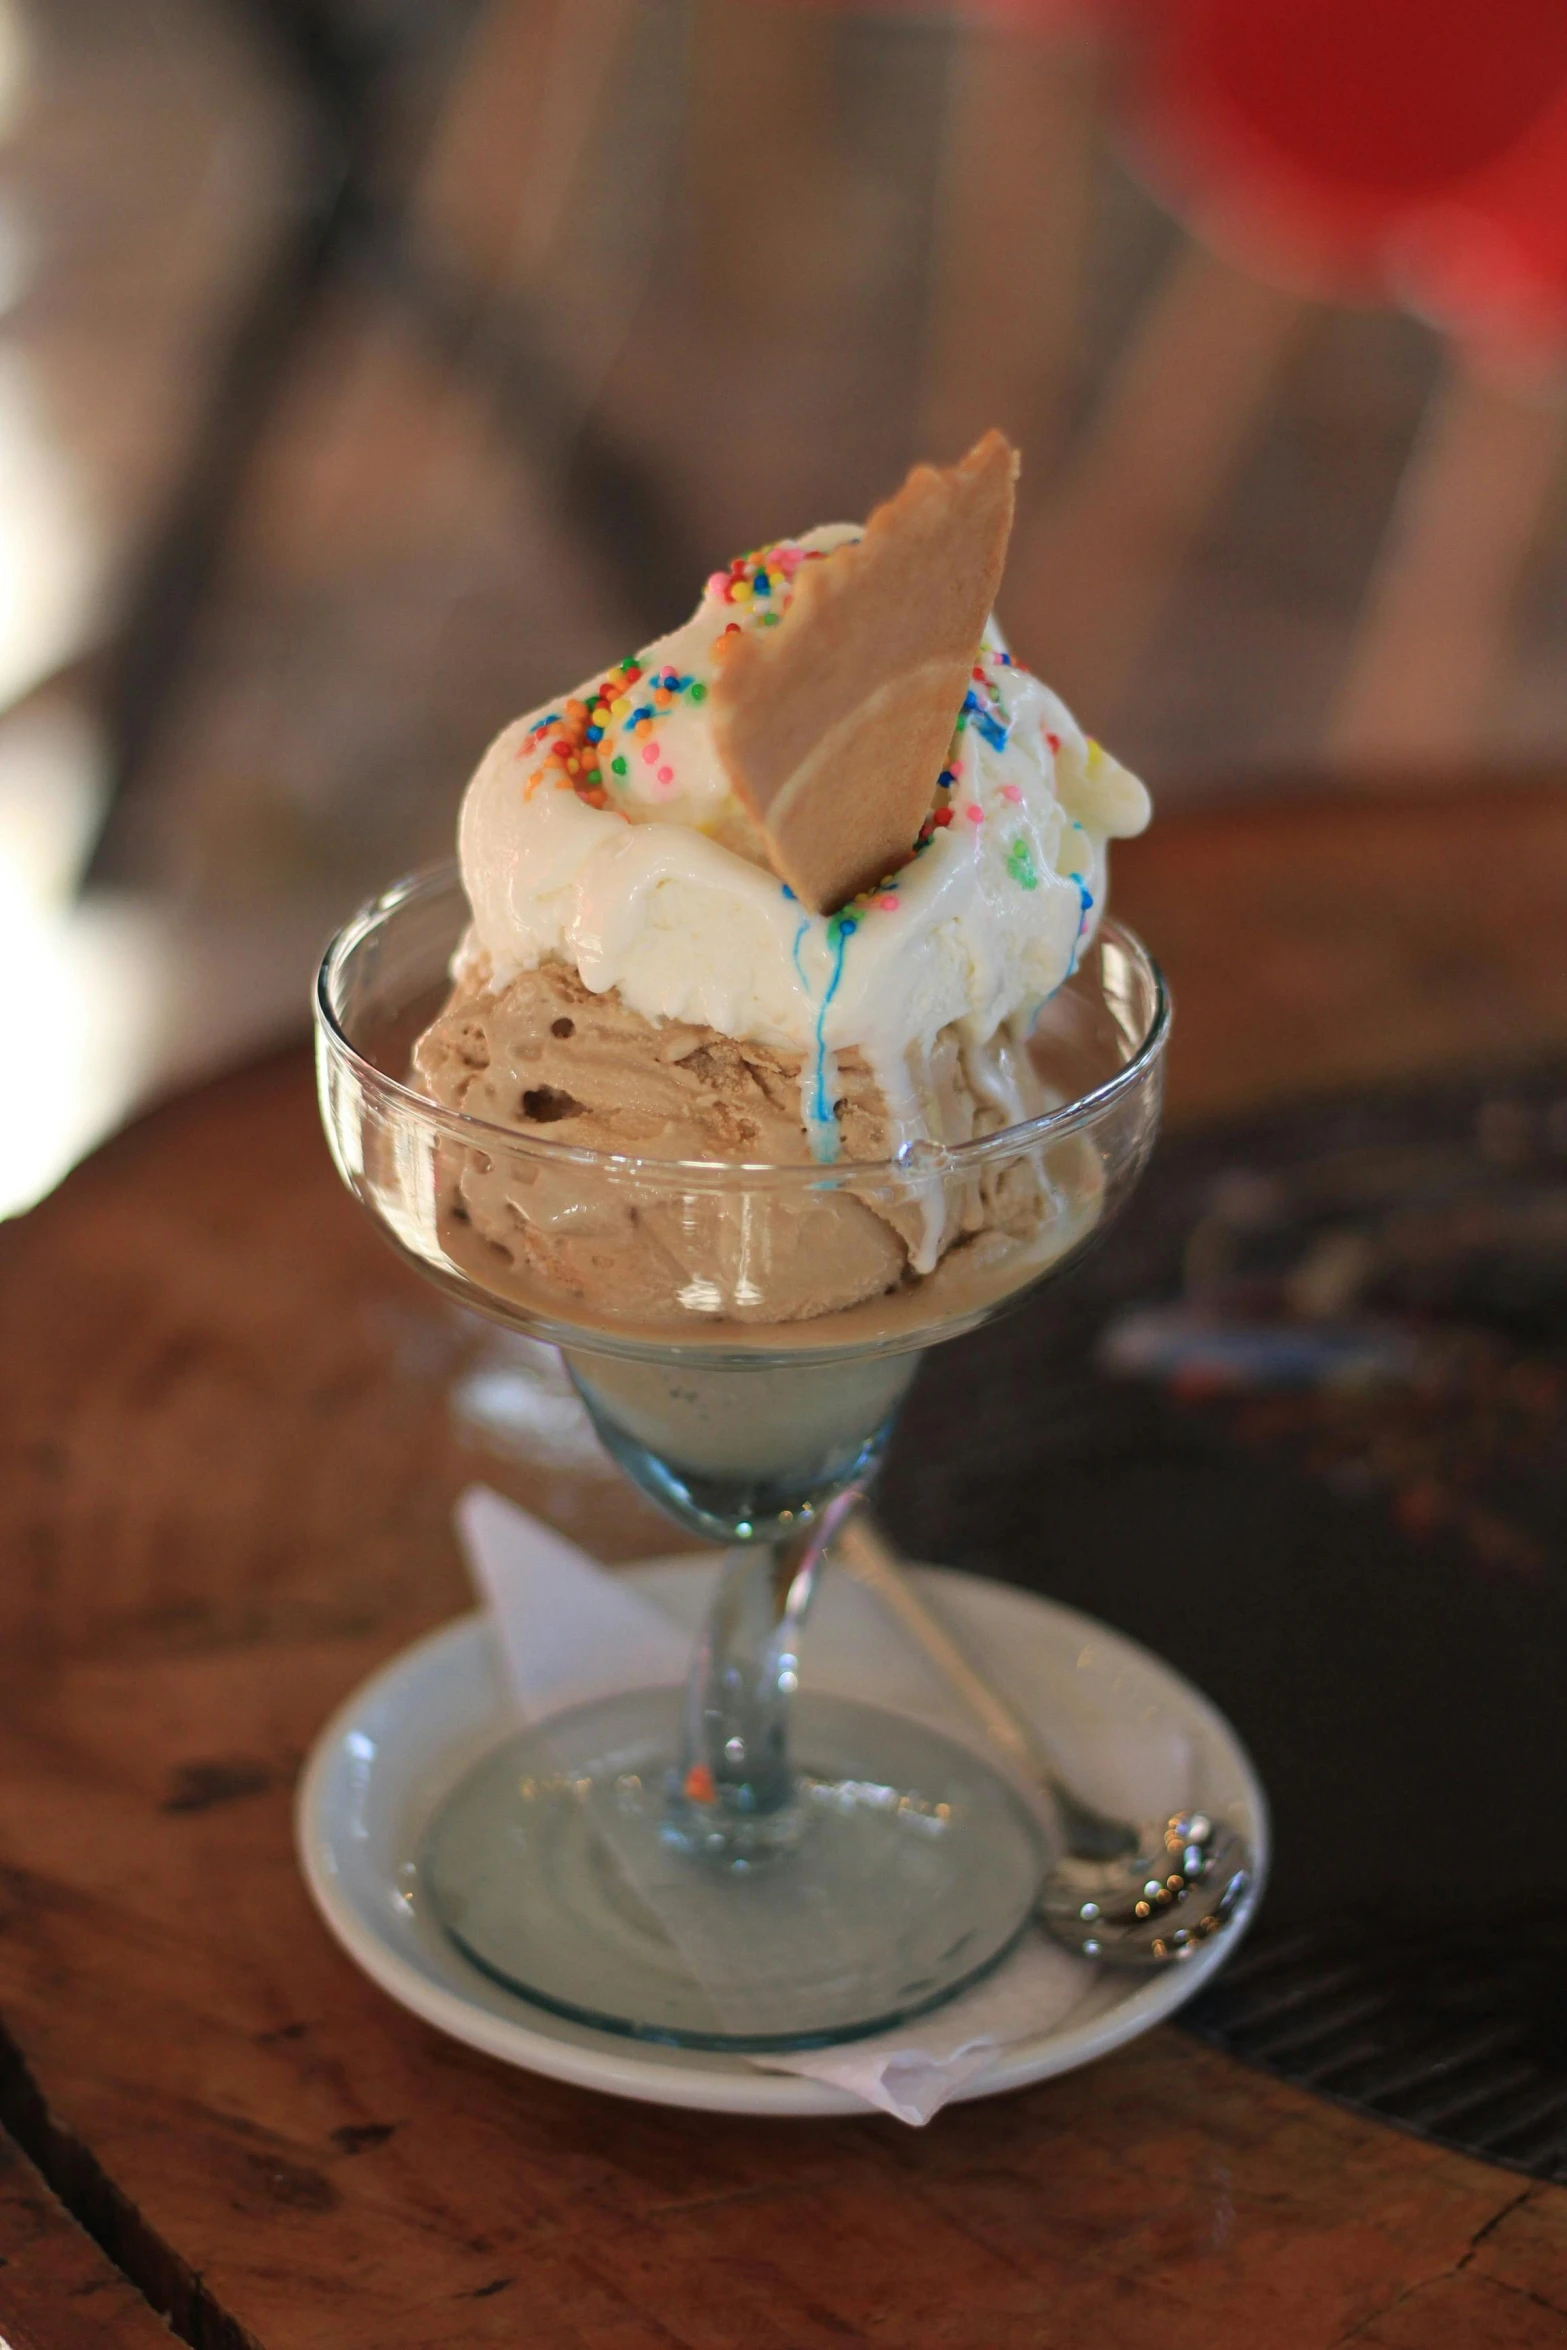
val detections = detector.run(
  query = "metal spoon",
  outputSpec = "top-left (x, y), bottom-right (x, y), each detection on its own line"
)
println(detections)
top-left (834, 1517), bottom-right (1255, 1967)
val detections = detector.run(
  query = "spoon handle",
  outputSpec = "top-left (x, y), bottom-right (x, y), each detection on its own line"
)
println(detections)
top-left (833, 1516), bottom-right (1136, 1859)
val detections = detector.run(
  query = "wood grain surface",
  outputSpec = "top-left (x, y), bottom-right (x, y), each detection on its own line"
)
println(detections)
top-left (1113, 778), bottom-right (1567, 1125)
top-left (0, 2126), bottom-right (177, 2349)
top-left (4, 791), bottom-right (1567, 2348)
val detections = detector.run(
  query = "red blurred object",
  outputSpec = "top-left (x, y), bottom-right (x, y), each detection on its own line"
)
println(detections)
top-left (1397, 90), bottom-right (1567, 357)
top-left (1122, 0), bottom-right (1567, 356)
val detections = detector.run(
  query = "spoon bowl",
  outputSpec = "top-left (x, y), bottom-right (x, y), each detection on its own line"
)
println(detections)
top-left (836, 1519), bottom-right (1258, 1971)
top-left (1036, 1809), bottom-right (1255, 1963)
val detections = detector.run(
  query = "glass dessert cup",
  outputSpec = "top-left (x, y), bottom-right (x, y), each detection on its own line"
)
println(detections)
top-left (315, 865), bottom-right (1169, 2049)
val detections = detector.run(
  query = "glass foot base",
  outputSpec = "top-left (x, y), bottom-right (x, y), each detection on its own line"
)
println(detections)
top-left (423, 1688), bottom-right (1046, 2051)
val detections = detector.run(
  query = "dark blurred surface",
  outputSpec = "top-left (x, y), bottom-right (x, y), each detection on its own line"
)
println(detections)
top-left (881, 1053), bottom-right (1567, 2176)
top-left (885, 1061), bottom-right (1567, 1935)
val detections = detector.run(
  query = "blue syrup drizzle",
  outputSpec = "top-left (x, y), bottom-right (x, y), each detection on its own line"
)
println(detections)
top-left (779, 883), bottom-right (864, 1165)
top-left (1066, 874), bottom-right (1095, 977)
top-left (807, 918), bottom-right (854, 1161)
top-left (1040, 828), bottom-right (1099, 998)
top-left (962, 687), bottom-right (1010, 754)
top-left (781, 880), bottom-right (856, 1165)
top-left (790, 916), bottom-right (809, 990)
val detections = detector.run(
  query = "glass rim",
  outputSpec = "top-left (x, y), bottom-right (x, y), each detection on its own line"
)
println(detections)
top-left (314, 860), bottom-right (1171, 1190)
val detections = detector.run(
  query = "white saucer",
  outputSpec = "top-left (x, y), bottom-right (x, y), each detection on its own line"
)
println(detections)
top-left (297, 1560), bottom-right (1268, 2116)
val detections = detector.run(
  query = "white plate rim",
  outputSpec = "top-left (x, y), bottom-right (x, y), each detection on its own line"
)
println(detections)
top-left (296, 1564), bottom-right (1269, 2117)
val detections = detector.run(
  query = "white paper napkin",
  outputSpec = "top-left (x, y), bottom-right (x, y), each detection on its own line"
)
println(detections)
top-left (457, 1485), bottom-right (1182, 2124)
top-left (458, 1486), bottom-right (690, 1710)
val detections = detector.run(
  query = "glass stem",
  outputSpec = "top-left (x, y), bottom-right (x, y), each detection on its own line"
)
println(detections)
top-left (666, 1486), bottom-right (862, 1861)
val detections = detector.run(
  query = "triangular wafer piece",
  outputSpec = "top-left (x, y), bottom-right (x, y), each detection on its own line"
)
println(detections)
top-left (711, 431), bottom-right (1019, 914)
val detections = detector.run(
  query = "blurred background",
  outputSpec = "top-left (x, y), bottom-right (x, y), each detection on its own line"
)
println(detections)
top-left (3, 0), bottom-right (1566, 1216)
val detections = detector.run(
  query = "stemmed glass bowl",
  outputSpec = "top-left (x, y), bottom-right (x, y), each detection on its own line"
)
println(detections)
top-left (316, 863), bottom-right (1169, 2049)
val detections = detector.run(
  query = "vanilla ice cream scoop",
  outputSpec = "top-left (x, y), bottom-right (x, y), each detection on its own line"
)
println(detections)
top-left (454, 521), bottom-right (1149, 1180)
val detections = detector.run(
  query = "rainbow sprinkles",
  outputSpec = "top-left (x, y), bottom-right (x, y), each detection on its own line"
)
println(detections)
top-left (515, 538), bottom-right (833, 817)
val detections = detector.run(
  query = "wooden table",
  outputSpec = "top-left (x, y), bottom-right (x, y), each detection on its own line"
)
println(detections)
top-left (4, 786), bottom-right (1567, 2349)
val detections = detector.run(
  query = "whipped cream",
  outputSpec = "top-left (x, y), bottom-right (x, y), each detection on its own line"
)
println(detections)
top-left (456, 524), bottom-right (1150, 1178)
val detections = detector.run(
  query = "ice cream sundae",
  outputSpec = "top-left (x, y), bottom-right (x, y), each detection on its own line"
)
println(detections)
top-left (410, 432), bottom-right (1151, 1346)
